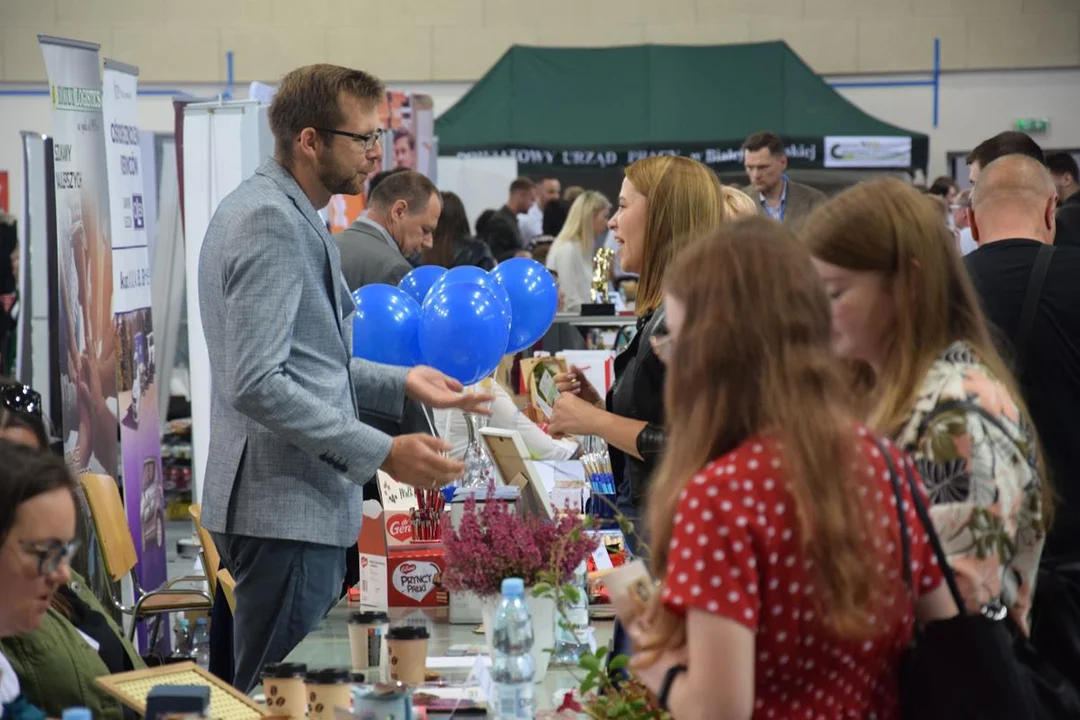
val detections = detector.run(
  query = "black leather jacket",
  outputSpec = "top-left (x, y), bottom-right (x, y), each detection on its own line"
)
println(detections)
top-left (452, 237), bottom-right (496, 271)
top-left (607, 307), bottom-right (667, 510)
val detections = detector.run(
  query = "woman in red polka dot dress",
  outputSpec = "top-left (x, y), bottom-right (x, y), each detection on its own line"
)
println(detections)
top-left (630, 219), bottom-right (959, 720)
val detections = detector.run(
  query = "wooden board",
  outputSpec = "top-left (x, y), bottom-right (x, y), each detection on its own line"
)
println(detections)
top-left (94, 662), bottom-right (270, 718)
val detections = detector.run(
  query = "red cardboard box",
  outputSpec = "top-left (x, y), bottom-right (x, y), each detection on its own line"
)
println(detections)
top-left (388, 547), bottom-right (448, 608)
top-left (357, 499), bottom-right (448, 609)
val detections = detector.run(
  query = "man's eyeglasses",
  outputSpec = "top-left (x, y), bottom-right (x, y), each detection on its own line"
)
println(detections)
top-left (20, 538), bottom-right (79, 576)
top-left (0, 383), bottom-right (43, 419)
top-left (313, 127), bottom-right (384, 151)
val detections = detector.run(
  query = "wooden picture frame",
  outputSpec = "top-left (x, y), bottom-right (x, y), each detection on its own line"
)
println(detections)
top-left (95, 661), bottom-right (270, 718)
top-left (479, 427), bottom-right (554, 520)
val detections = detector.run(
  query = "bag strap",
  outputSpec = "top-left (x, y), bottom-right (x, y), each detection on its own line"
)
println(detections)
top-left (1014, 243), bottom-right (1054, 373)
top-left (873, 435), bottom-right (914, 599)
top-left (870, 435), bottom-right (967, 613)
top-left (915, 398), bottom-right (1019, 448)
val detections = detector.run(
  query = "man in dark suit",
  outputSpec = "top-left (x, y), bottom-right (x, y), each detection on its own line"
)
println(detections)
top-left (485, 177), bottom-right (535, 262)
top-left (742, 131), bottom-right (827, 231)
top-left (337, 170), bottom-right (442, 290)
top-left (198, 64), bottom-right (488, 692)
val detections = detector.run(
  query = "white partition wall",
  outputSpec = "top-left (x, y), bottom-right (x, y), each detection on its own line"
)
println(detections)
top-left (182, 99), bottom-right (272, 505)
top-left (435, 156), bottom-right (518, 230)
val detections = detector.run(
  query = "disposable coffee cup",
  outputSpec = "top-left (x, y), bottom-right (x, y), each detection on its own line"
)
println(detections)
top-left (260, 662), bottom-right (307, 718)
top-left (386, 625), bottom-right (430, 686)
top-left (348, 611), bottom-right (389, 671)
top-left (305, 668), bottom-right (352, 720)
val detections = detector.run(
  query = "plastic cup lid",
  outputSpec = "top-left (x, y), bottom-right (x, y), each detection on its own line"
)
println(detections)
top-left (349, 611), bottom-right (390, 624)
top-left (305, 668), bottom-right (352, 684)
top-left (386, 625), bottom-right (430, 640)
top-left (261, 662), bottom-right (308, 679)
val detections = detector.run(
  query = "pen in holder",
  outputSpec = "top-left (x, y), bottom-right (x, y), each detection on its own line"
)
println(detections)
top-left (412, 487), bottom-right (446, 543)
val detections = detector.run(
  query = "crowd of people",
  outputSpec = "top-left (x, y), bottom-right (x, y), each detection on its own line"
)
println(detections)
top-left (1, 59), bottom-right (1080, 719)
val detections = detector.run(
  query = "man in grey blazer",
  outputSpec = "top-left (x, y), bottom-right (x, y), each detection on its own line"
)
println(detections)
top-left (743, 131), bottom-right (827, 231)
top-left (337, 170), bottom-right (442, 291)
top-left (198, 64), bottom-right (489, 693)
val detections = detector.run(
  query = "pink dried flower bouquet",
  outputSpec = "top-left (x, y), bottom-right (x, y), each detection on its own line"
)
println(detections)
top-left (441, 490), bottom-right (597, 597)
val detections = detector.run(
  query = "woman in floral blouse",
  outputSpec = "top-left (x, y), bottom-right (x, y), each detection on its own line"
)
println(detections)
top-left (802, 178), bottom-right (1049, 633)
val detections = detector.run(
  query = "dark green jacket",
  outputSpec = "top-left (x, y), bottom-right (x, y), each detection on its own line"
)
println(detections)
top-left (0, 572), bottom-right (144, 720)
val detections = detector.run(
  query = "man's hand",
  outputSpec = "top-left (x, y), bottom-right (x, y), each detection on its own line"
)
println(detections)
top-left (405, 366), bottom-right (494, 414)
top-left (381, 434), bottom-right (464, 489)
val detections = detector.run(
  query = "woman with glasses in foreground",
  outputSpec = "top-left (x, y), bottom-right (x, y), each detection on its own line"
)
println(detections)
top-left (0, 440), bottom-right (78, 720)
top-left (0, 384), bottom-right (143, 720)
top-left (630, 218), bottom-right (957, 719)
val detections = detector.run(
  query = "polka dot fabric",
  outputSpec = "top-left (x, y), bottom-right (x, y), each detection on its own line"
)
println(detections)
top-left (662, 429), bottom-right (943, 719)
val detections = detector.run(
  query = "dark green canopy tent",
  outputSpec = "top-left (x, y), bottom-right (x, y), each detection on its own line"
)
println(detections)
top-left (436, 42), bottom-right (928, 173)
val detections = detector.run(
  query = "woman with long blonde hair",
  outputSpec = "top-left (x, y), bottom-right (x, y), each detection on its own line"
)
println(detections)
top-left (803, 178), bottom-right (1048, 632)
top-left (549, 156), bottom-right (726, 546)
top-left (545, 190), bottom-right (611, 313)
top-left (631, 217), bottom-right (956, 719)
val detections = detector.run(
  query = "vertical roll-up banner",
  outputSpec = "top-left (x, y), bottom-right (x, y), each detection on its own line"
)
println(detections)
top-left (39, 36), bottom-right (121, 482)
top-left (103, 58), bottom-right (167, 650)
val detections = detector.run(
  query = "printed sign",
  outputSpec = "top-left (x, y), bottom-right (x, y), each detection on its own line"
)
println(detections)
top-left (386, 512), bottom-right (414, 543)
top-left (377, 470), bottom-right (416, 510)
top-left (392, 560), bottom-right (441, 603)
top-left (823, 136), bottom-right (913, 169)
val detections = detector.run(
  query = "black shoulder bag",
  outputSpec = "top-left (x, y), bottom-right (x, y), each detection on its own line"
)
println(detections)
top-left (913, 400), bottom-right (1080, 717)
top-left (871, 436), bottom-right (1046, 719)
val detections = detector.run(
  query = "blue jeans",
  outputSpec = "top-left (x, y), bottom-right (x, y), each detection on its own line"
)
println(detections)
top-left (212, 533), bottom-right (345, 693)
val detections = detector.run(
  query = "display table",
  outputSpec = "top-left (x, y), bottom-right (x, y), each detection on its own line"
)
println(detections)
top-left (551, 313), bottom-right (638, 328)
top-left (273, 597), bottom-right (614, 714)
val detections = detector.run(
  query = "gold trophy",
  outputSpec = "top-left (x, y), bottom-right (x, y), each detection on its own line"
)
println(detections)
top-left (583, 247), bottom-right (616, 316)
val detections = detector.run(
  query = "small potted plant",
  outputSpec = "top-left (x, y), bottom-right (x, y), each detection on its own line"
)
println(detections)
top-left (540, 513), bottom-right (671, 719)
top-left (441, 488), bottom-right (597, 681)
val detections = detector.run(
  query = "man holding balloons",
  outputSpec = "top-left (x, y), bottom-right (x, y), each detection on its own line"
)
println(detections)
top-left (197, 64), bottom-right (493, 693)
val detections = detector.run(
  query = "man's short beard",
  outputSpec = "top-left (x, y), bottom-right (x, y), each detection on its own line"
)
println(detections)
top-left (318, 150), bottom-right (362, 196)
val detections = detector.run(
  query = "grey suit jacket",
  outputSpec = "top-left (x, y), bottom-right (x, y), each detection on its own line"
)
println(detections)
top-left (746, 179), bottom-right (828, 231)
top-left (336, 219), bottom-right (413, 293)
top-left (335, 218), bottom-right (432, 439)
top-left (198, 159), bottom-right (408, 548)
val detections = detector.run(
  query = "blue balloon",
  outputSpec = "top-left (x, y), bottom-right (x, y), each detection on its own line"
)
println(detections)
top-left (490, 258), bottom-right (559, 353)
top-left (430, 265), bottom-right (511, 314)
top-left (398, 265), bottom-right (446, 305)
top-left (420, 282), bottom-right (511, 386)
top-left (351, 284), bottom-right (422, 367)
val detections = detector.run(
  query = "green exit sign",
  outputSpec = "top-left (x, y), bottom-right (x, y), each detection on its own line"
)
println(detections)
top-left (1014, 118), bottom-right (1050, 133)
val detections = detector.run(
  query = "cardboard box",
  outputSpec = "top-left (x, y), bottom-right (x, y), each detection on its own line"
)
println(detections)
top-left (357, 498), bottom-right (448, 609)
top-left (376, 471), bottom-right (418, 548)
top-left (388, 547), bottom-right (448, 608)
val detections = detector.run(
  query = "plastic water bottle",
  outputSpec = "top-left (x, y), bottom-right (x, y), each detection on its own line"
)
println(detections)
top-left (491, 578), bottom-right (535, 719)
top-left (172, 617), bottom-right (191, 659)
top-left (552, 561), bottom-right (590, 666)
top-left (191, 617), bottom-right (211, 669)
